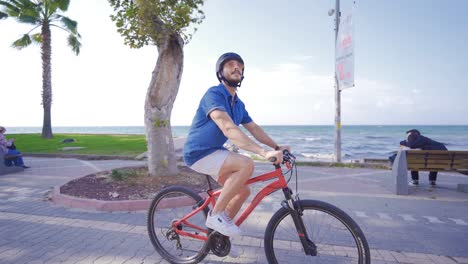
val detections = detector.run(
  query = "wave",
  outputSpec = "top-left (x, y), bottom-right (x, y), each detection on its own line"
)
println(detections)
top-left (301, 153), bottom-right (335, 160)
top-left (301, 152), bottom-right (352, 160)
top-left (304, 137), bottom-right (322, 141)
top-left (364, 136), bottom-right (392, 139)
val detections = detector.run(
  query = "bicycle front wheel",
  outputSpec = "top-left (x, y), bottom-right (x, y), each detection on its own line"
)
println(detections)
top-left (265, 199), bottom-right (370, 264)
top-left (147, 186), bottom-right (210, 264)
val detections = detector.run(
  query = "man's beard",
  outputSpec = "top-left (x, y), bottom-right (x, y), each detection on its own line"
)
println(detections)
top-left (225, 73), bottom-right (242, 84)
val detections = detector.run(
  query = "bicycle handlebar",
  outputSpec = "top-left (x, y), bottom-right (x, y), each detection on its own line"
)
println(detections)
top-left (268, 149), bottom-right (296, 164)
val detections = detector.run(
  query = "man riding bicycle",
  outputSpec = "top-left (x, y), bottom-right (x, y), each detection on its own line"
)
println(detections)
top-left (183, 52), bottom-right (289, 237)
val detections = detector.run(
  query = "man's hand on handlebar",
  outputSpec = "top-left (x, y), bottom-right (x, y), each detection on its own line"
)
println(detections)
top-left (265, 150), bottom-right (283, 165)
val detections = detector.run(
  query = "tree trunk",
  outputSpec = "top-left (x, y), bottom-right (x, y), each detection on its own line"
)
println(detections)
top-left (41, 21), bottom-right (53, 138)
top-left (144, 33), bottom-right (184, 177)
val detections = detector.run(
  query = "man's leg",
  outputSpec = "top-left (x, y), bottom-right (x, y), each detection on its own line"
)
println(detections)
top-left (429, 171), bottom-right (437, 181)
top-left (225, 185), bottom-right (251, 219)
top-left (429, 171), bottom-right (437, 185)
top-left (213, 153), bottom-right (254, 216)
top-left (409, 171), bottom-right (419, 185)
top-left (411, 171), bottom-right (419, 181)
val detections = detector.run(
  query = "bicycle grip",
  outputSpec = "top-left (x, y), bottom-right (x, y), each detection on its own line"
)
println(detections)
top-left (268, 157), bottom-right (277, 162)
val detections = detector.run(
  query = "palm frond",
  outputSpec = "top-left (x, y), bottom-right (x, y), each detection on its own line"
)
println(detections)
top-left (67, 34), bottom-right (81, 55)
top-left (0, 11), bottom-right (8, 19)
top-left (0, 0), bottom-right (15, 9)
top-left (20, 2), bottom-right (40, 16)
top-left (47, 0), bottom-right (59, 16)
top-left (18, 14), bottom-right (38, 24)
top-left (12, 33), bottom-right (32, 49)
top-left (0, 0), bottom-right (21, 16)
top-left (46, 0), bottom-right (69, 17)
top-left (31, 32), bottom-right (42, 43)
top-left (12, 0), bottom-right (36, 11)
top-left (54, 0), bottom-right (69, 11)
top-left (58, 15), bottom-right (77, 34)
top-left (1, 0), bottom-right (41, 23)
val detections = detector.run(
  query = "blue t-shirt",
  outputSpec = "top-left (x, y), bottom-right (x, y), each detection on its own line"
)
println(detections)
top-left (183, 84), bottom-right (253, 166)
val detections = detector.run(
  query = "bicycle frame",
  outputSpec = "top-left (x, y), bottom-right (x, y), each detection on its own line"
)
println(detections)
top-left (173, 162), bottom-right (294, 242)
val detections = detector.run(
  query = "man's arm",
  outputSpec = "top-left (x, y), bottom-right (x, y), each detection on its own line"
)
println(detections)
top-left (242, 121), bottom-right (279, 150)
top-left (210, 110), bottom-right (284, 164)
top-left (210, 110), bottom-right (268, 156)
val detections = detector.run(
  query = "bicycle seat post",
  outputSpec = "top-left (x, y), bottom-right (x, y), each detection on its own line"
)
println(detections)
top-left (205, 174), bottom-right (213, 191)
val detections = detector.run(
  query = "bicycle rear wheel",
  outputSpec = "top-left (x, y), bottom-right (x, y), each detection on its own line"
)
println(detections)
top-left (264, 199), bottom-right (370, 264)
top-left (147, 186), bottom-right (210, 264)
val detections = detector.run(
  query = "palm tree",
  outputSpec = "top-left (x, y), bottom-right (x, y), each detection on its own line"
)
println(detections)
top-left (0, 0), bottom-right (81, 138)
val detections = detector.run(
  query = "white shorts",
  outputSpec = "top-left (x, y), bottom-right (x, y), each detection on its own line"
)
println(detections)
top-left (190, 150), bottom-right (230, 180)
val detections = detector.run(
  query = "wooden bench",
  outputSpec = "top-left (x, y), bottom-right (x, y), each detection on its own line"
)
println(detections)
top-left (0, 151), bottom-right (24, 176)
top-left (392, 150), bottom-right (468, 195)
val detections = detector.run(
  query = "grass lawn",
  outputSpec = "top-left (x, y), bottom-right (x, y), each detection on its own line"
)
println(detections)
top-left (8, 134), bottom-right (147, 157)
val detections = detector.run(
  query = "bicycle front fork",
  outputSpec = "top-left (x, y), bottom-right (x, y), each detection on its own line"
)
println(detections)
top-left (281, 188), bottom-right (317, 256)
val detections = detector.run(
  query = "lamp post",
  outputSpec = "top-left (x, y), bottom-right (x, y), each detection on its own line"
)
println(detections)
top-left (329, 0), bottom-right (342, 162)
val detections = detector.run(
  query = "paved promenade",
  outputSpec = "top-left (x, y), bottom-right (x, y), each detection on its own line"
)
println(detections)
top-left (1, 157), bottom-right (468, 264)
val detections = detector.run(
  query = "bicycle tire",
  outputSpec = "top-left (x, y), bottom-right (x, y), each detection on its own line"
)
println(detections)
top-left (147, 186), bottom-right (210, 264)
top-left (264, 199), bottom-right (370, 264)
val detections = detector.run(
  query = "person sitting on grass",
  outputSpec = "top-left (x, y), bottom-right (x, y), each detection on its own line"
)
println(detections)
top-left (0, 126), bottom-right (29, 168)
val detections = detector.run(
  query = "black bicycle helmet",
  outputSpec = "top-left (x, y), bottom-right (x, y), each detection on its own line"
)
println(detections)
top-left (216, 52), bottom-right (245, 87)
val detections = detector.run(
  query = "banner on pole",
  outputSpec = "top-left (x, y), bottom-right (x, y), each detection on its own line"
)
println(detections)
top-left (335, 11), bottom-right (354, 90)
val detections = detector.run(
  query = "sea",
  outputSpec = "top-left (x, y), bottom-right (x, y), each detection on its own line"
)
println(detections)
top-left (8, 125), bottom-right (468, 162)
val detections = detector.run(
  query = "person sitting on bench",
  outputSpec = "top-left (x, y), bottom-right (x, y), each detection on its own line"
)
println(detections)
top-left (400, 129), bottom-right (446, 186)
top-left (0, 126), bottom-right (29, 168)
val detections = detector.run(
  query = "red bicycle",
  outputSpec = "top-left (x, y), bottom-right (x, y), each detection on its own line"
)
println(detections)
top-left (147, 150), bottom-right (370, 263)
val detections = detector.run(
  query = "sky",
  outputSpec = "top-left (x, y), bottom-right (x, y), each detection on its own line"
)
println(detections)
top-left (1, 0), bottom-right (468, 127)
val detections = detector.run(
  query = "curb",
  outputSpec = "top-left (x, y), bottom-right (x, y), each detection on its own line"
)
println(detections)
top-left (23, 151), bottom-right (183, 161)
top-left (24, 153), bottom-right (136, 160)
top-left (52, 186), bottom-right (151, 211)
top-left (51, 186), bottom-right (210, 212)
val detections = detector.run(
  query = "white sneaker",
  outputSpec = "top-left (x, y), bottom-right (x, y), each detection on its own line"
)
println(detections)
top-left (206, 211), bottom-right (241, 237)
top-left (409, 180), bottom-right (419, 186)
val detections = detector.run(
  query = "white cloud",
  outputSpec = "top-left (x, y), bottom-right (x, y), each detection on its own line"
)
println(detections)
top-left (175, 59), bottom-right (429, 126)
top-left (172, 58), bottom-right (338, 125)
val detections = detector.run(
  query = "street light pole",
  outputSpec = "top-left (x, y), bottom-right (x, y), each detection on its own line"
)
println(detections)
top-left (333, 0), bottom-right (342, 163)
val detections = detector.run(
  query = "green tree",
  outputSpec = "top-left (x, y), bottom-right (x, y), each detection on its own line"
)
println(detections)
top-left (0, 0), bottom-right (81, 138)
top-left (108, 0), bottom-right (204, 177)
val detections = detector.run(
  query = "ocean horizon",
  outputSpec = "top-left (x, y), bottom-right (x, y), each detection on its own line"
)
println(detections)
top-left (7, 125), bottom-right (468, 162)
